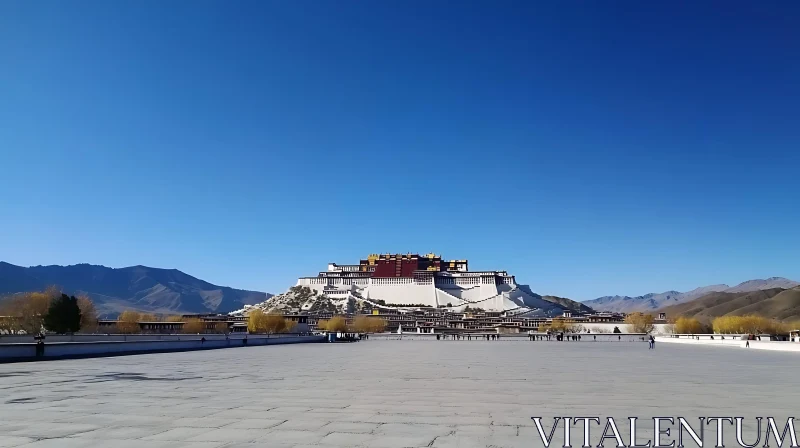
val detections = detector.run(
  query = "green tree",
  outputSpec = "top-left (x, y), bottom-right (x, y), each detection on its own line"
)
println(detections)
top-left (43, 294), bottom-right (82, 334)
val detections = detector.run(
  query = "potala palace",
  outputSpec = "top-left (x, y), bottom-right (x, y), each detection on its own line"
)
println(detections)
top-left (293, 253), bottom-right (566, 315)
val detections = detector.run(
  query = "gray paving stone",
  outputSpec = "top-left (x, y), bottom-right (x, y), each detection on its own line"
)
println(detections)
top-left (0, 437), bottom-right (35, 448)
top-left (261, 429), bottom-right (327, 444)
top-left (186, 427), bottom-right (271, 443)
top-left (318, 431), bottom-right (375, 446)
top-left (271, 417), bottom-right (332, 430)
top-left (223, 418), bottom-right (287, 429)
top-left (367, 434), bottom-right (443, 447)
top-left (141, 426), bottom-right (216, 441)
top-left (7, 423), bottom-right (100, 439)
top-left (321, 421), bottom-right (380, 433)
top-left (170, 417), bottom-right (240, 428)
top-left (1, 340), bottom-right (798, 448)
top-left (68, 425), bottom-right (173, 439)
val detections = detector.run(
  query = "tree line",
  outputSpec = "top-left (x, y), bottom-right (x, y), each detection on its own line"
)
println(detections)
top-left (643, 313), bottom-right (798, 335)
top-left (0, 286), bottom-right (98, 334)
top-left (246, 309), bottom-right (298, 334)
top-left (316, 315), bottom-right (387, 333)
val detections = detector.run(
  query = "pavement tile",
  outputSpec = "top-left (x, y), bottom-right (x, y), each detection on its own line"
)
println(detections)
top-left (321, 421), bottom-right (380, 433)
top-left (223, 418), bottom-right (287, 429)
top-left (68, 425), bottom-right (173, 439)
top-left (259, 429), bottom-right (327, 445)
top-left (187, 428), bottom-right (273, 443)
top-left (0, 437), bottom-right (35, 448)
top-left (7, 423), bottom-right (100, 439)
top-left (318, 431), bottom-right (375, 446)
top-left (271, 418), bottom-right (332, 430)
top-left (141, 426), bottom-right (217, 441)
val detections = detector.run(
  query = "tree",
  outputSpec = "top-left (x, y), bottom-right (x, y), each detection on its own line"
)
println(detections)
top-left (117, 310), bottom-right (141, 334)
top-left (210, 321), bottom-right (229, 333)
top-left (612, 326), bottom-right (621, 334)
top-left (5, 288), bottom-right (58, 334)
top-left (164, 315), bottom-right (184, 322)
top-left (367, 316), bottom-right (386, 333)
top-left (624, 313), bottom-right (655, 334)
top-left (248, 309), bottom-right (268, 333)
top-left (77, 296), bottom-right (98, 332)
top-left (263, 314), bottom-right (287, 333)
top-left (350, 315), bottom-right (371, 333)
top-left (326, 316), bottom-right (348, 332)
top-left (712, 315), bottom-right (787, 335)
top-left (43, 294), bottom-right (82, 334)
top-left (316, 319), bottom-right (328, 331)
top-left (182, 318), bottom-right (206, 334)
top-left (0, 296), bottom-right (21, 334)
top-left (674, 316), bottom-right (706, 334)
top-left (546, 319), bottom-right (581, 333)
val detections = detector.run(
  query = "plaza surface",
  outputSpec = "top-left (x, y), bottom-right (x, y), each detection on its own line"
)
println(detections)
top-left (1, 339), bottom-right (798, 448)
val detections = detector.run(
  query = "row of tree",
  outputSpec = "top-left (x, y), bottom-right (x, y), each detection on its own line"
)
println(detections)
top-left (711, 315), bottom-right (798, 335)
top-left (0, 287), bottom-right (98, 334)
top-left (640, 314), bottom-right (797, 335)
top-left (316, 315), bottom-right (387, 333)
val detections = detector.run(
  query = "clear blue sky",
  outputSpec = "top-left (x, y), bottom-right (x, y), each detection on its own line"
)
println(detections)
top-left (1, 1), bottom-right (798, 300)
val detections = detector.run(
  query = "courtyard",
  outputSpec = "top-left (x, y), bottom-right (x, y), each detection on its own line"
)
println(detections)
top-left (0, 339), bottom-right (798, 448)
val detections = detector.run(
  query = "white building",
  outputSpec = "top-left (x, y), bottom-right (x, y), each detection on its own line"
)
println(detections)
top-left (295, 253), bottom-right (563, 314)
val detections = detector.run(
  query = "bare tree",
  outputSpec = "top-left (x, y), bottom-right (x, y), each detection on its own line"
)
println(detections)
top-left (77, 295), bottom-right (98, 332)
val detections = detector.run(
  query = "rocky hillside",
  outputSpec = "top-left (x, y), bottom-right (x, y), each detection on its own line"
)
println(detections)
top-left (0, 262), bottom-right (270, 316)
top-left (229, 286), bottom-right (375, 316)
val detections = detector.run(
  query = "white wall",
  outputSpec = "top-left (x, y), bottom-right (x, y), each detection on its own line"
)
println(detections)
top-left (582, 323), bottom-right (673, 335)
top-left (0, 335), bottom-right (326, 361)
top-left (365, 283), bottom-right (438, 306)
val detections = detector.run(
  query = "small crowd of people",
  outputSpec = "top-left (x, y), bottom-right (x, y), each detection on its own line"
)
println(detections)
top-left (528, 333), bottom-right (587, 341)
top-left (435, 333), bottom-right (501, 341)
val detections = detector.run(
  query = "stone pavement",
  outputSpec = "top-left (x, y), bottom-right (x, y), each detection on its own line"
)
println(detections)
top-left (1, 339), bottom-right (798, 447)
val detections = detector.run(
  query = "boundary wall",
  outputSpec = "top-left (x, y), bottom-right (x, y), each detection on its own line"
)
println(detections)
top-left (0, 334), bottom-right (326, 363)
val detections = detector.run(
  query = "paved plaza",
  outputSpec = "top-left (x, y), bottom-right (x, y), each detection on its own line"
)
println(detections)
top-left (1, 339), bottom-right (798, 448)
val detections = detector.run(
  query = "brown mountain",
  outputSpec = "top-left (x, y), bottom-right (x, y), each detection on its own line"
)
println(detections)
top-left (0, 262), bottom-right (271, 317)
top-left (658, 287), bottom-right (800, 321)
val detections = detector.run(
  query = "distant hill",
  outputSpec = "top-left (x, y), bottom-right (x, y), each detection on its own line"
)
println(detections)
top-left (725, 277), bottom-right (800, 293)
top-left (541, 295), bottom-right (595, 314)
top-left (0, 262), bottom-right (271, 317)
top-left (584, 278), bottom-right (799, 313)
top-left (658, 287), bottom-right (800, 321)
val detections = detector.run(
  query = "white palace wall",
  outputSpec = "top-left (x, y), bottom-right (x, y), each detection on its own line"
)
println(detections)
top-left (365, 283), bottom-right (438, 306)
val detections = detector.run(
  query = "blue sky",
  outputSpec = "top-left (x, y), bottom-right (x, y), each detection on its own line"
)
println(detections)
top-left (1, 1), bottom-right (798, 300)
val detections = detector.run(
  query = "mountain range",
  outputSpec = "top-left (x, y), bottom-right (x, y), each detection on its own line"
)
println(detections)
top-left (658, 287), bottom-right (800, 321)
top-left (583, 277), bottom-right (800, 313)
top-left (0, 262), bottom-right (271, 317)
